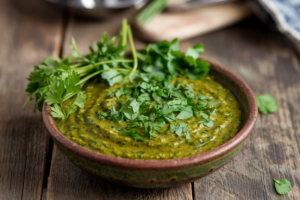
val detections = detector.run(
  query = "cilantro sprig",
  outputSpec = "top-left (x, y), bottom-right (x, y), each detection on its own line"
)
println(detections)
top-left (99, 75), bottom-right (219, 141)
top-left (24, 19), bottom-right (137, 120)
top-left (25, 18), bottom-right (217, 142)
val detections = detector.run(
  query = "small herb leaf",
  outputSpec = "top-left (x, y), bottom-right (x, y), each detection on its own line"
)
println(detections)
top-left (273, 178), bottom-right (292, 195)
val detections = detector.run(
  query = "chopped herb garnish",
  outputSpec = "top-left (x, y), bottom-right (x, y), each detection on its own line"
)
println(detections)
top-left (97, 111), bottom-right (108, 119)
top-left (123, 129), bottom-right (145, 142)
top-left (196, 142), bottom-right (208, 148)
top-left (23, 18), bottom-right (221, 142)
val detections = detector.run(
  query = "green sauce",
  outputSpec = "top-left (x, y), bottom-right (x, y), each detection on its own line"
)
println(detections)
top-left (54, 76), bottom-right (242, 160)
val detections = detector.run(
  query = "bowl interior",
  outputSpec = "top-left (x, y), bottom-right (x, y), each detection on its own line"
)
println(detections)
top-left (43, 58), bottom-right (257, 170)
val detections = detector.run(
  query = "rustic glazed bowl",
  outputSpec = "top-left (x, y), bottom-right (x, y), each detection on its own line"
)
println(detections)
top-left (42, 58), bottom-right (257, 188)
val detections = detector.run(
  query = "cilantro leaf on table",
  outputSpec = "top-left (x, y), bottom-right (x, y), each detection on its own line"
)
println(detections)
top-left (256, 94), bottom-right (278, 114)
top-left (273, 178), bottom-right (291, 195)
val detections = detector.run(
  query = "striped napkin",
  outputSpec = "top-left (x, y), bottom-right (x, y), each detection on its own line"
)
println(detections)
top-left (252, 0), bottom-right (300, 51)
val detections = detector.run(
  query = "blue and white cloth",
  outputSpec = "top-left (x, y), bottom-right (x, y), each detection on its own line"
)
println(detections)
top-left (254, 0), bottom-right (300, 46)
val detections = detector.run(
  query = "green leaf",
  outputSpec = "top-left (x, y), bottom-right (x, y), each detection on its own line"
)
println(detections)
top-left (164, 113), bottom-right (176, 122)
top-left (101, 65), bottom-right (124, 86)
top-left (140, 73), bottom-right (150, 82)
top-left (110, 105), bottom-right (117, 116)
top-left (51, 104), bottom-right (66, 119)
top-left (208, 101), bottom-right (221, 107)
top-left (200, 112), bottom-right (209, 119)
top-left (191, 43), bottom-right (204, 55)
top-left (71, 37), bottom-right (82, 59)
top-left (67, 91), bottom-right (87, 116)
top-left (256, 94), bottom-right (278, 114)
top-left (130, 98), bottom-right (140, 113)
top-left (139, 102), bottom-right (151, 114)
top-left (171, 123), bottom-right (190, 139)
top-left (201, 119), bottom-right (214, 127)
top-left (152, 93), bottom-right (162, 104)
top-left (137, 93), bottom-right (151, 103)
top-left (45, 77), bottom-right (65, 105)
top-left (273, 178), bottom-right (291, 195)
top-left (97, 112), bottom-right (108, 119)
top-left (64, 71), bottom-right (82, 97)
top-left (170, 124), bottom-right (176, 133)
top-left (124, 112), bottom-right (139, 120)
top-left (72, 91), bottom-right (87, 108)
top-left (144, 121), bottom-right (164, 139)
top-left (176, 106), bottom-right (193, 120)
top-left (43, 57), bottom-right (60, 68)
top-left (123, 129), bottom-right (145, 142)
top-left (185, 48), bottom-right (200, 60)
top-left (115, 86), bottom-right (132, 98)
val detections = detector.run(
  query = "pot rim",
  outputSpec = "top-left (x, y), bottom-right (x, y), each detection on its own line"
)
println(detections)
top-left (42, 57), bottom-right (258, 170)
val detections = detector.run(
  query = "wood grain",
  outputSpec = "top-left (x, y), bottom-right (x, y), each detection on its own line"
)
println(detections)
top-left (133, 2), bottom-right (252, 42)
top-left (0, 0), bottom-right (63, 199)
top-left (188, 20), bottom-right (300, 200)
top-left (47, 146), bottom-right (192, 200)
top-left (48, 12), bottom-right (300, 200)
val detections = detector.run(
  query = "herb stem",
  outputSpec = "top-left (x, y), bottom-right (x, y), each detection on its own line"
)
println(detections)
top-left (22, 90), bottom-right (38, 110)
top-left (60, 102), bottom-right (67, 118)
top-left (70, 62), bottom-right (85, 69)
top-left (73, 59), bottom-right (133, 75)
top-left (76, 68), bottom-right (129, 86)
top-left (120, 19), bottom-right (128, 48)
top-left (135, 0), bottom-right (170, 25)
top-left (62, 68), bottom-right (130, 102)
top-left (127, 25), bottom-right (138, 77)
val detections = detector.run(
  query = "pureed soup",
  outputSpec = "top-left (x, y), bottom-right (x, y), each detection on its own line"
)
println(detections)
top-left (54, 75), bottom-right (243, 160)
top-left (23, 20), bottom-right (243, 160)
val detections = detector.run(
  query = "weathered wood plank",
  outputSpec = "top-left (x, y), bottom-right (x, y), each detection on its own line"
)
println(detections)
top-left (47, 146), bottom-right (193, 200)
top-left (190, 20), bottom-right (300, 200)
top-left (0, 0), bottom-right (62, 199)
top-left (46, 11), bottom-right (193, 200)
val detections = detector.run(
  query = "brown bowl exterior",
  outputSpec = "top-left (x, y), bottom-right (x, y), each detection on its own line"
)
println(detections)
top-left (42, 58), bottom-right (258, 188)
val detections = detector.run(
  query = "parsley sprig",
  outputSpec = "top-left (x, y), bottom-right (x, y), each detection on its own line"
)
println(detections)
top-left (25, 18), bottom-right (217, 141)
top-left (24, 19), bottom-right (137, 120)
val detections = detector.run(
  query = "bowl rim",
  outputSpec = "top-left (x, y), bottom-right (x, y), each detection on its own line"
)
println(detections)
top-left (42, 57), bottom-right (258, 170)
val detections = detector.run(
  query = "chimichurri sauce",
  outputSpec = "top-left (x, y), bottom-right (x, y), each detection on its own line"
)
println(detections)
top-left (54, 76), bottom-right (243, 160)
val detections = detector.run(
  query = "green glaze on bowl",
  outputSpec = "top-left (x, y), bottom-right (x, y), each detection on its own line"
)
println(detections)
top-left (43, 58), bottom-right (257, 188)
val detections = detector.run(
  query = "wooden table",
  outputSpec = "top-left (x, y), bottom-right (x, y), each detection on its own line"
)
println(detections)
top-left (1, 0), bottom-right (300, 199)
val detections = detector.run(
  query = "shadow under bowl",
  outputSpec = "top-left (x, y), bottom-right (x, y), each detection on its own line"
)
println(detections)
top-left (42, 58), bottom-right (258, 188)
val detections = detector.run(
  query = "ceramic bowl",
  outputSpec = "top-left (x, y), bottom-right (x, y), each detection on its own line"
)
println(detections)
top-left (42, 58), bottom-right (257, 188)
